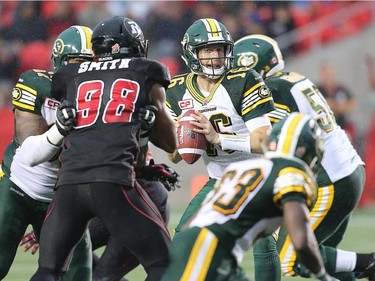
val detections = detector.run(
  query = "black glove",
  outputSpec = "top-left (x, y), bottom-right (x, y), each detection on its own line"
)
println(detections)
top-left (56, 100), bottom-right (76, 136)
top-left (138, 105), bottom-right (158, 133)
top-left (136, 160), bottom-right (181, 191)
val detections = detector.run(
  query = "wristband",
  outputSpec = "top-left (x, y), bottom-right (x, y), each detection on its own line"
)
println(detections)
top-left (46, 124), bottom-right (64, 146)
top-left (219, 134), bottom-right (251, 153)
top-left (139, 130), bottom-right (149, 147)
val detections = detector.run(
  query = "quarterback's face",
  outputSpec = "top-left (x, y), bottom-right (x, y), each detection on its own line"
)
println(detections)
top-left (198, 44), bottom-right (225, 70)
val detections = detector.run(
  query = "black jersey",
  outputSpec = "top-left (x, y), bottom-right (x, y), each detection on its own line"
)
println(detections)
top-left (51, 58), bottom-right (170, 187)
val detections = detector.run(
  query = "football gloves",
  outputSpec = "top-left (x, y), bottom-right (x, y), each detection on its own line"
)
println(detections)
top-left (138, 105), bottom-right (158, 146)
top-left (56, 100), bottom-right (76, 136)
top-left (138, 105), bottom-right (158, 133)
top-left (136, 160), bottom-right (181, 191)
top-left (19, 231), bottom-right (39, 255)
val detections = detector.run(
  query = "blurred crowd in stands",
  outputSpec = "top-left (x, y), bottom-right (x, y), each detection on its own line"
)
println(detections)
top-left (0, 1), bottom-right (372, 107)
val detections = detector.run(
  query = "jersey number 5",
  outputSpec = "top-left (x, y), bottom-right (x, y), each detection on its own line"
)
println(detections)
top-left (75, 79), bottom-right (140, 128)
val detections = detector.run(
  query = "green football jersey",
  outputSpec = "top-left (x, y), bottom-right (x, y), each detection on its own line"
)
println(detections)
top-left (166, 68), bottom-right (275, 178)
top-left (189, 155), bottom-right (317, 263)
top-left (2, 69), bottom-right (59, 202)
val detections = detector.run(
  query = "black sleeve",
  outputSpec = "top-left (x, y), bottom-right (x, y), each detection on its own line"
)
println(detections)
top-left (148, 60), bottom-right (171, 89)
top-left (50, 71), bottom-right (66, 102)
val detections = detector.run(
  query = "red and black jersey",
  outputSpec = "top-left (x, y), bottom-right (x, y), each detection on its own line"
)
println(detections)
top-left (51, 58), bottom-right (170, 187)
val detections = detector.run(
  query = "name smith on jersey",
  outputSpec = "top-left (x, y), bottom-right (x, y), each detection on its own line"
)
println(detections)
top-left (78, 59), bottom-right (131, 73)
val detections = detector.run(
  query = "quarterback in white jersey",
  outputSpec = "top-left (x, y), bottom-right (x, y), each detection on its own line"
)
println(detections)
top-left (166, 19), bottom-right (275, 241)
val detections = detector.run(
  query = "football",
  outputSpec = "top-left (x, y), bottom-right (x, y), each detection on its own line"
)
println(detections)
top-left (177, 109), bottom-right (207, 164)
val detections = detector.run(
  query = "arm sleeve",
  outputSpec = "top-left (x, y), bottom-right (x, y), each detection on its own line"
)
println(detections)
top-left (244, 115), bottom-right (271, 133)
top-left (50, 71), bottom-right (65, 101)
top-left (18, 126), bottom-right (62, 167)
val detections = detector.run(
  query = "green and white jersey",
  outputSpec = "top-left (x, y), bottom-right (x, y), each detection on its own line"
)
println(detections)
top-left (189, 155), bottom-right (317, 263)
top-left (166, 68), bottom-right (275, 178)
top-left (5, 69), bottom-right (59, 202)
top-left (266, 72), bottom-right (363, 184)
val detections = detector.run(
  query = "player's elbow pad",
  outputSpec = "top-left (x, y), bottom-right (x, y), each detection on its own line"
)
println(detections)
top-left (20, 131), bottom-right (60, 167)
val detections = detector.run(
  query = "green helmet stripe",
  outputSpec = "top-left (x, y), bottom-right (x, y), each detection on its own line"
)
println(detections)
top-left (278, 113), bottom-right (310, 157)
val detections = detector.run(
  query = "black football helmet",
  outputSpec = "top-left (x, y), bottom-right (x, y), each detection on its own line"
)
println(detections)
top-left (91, 16), bottom-right (148, 60)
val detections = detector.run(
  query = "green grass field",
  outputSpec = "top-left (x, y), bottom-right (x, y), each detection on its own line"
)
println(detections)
top-left (6, 206), bottom-right (375, 280)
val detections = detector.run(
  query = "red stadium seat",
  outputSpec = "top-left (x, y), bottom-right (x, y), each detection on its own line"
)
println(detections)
top-left (18, 41), bottom-right (53, 75)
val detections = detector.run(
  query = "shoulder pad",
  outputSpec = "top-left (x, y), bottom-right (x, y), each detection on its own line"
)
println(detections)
top-left (13, 69), bottom-right (52, 113)
top-left (273, 164), bottom-right (317, 207)
top-left (139, 59), bottom-right (170, 89)
top-left (168, 73), bottom-right (189, 89)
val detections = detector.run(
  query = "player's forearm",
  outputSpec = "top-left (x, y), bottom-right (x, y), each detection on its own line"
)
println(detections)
top-left (284, 202), bottom-right (327, 278)
top-left (249, 126), bottom-right (269, 154)
top-left (150, 117), bottom-right (177, 153)
top-left (295, 240), bottom-right (326, 276)
top-left (19, 125), bottom-right (63, 166)
top-left (245, 115), bottom-right (272, 153)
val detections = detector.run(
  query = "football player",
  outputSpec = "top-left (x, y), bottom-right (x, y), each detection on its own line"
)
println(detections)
top-left (89, 158), bottom-right (180, 281)
top-left (0, 26), bottom-right (93, 280)
top-left (162, 113), bottom-right (338, 281)
top-left (29, 16), bottom-right (177, 281)
top-left (234, 34), bottom-right (373, 280)
top-left (166, 18), bottom-right (277, 281)
top-left (20, 121), bottom-right (181, 281)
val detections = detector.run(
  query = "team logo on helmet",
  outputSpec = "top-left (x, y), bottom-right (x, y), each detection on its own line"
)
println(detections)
top-left (236, 52), bottom-right (258, 68)
top-left (125, 19), bottom-right (143, 40)
top-left (52, 39), bottom-right (65, 57)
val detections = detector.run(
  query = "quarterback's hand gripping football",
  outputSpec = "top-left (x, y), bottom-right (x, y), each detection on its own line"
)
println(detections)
top-left (19, 231), bottom-right (39, 255)
top-left (56, 100), bottom-right (76, 136)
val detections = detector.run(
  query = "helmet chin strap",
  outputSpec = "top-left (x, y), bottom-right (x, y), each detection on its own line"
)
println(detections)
top-left (309, 156), bottom-right (319, 172)
top-left (201, 64), bottom-right (226, 79)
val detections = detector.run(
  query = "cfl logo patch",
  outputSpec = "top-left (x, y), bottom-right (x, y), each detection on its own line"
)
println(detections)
top-left (44, 98), bottom-right (60, 109)
top-left (178, 99), bottom-right (193, 110)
